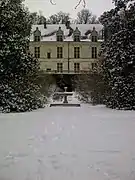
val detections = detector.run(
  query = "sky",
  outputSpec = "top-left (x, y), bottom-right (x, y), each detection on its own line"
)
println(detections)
top-left (24, 0), bottom-right (114, 19)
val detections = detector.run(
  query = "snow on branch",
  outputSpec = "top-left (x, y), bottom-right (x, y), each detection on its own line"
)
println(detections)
top-left (50, 0), bottom-right (86, 8)
top-left (75, 0), bottom-right (86, 9)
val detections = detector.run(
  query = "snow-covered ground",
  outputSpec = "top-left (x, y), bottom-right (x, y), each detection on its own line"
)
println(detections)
top-left (0, 98), bottom-right (135, 180)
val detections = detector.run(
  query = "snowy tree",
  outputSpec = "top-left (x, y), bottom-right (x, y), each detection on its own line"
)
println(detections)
top-left (76, 9), bottom-right (99, 24)
top-left (30, 11), bottom-right (46, 25)
top-left (73, 61), bottom-right (106, 105)
top-left (0, 0), bottom-right (45, 113)
top-left (47, 11), bottom-right (70, 24)
top-left (36, 71), bottom-right (55, 97)
top-left (29, 12), bottom-right (39, 25)
top-left (100, 0), bottom-right (135, 110)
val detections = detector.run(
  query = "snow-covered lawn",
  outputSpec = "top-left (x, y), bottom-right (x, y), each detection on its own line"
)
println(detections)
top-left (0, 103), bottom-right (135, 180)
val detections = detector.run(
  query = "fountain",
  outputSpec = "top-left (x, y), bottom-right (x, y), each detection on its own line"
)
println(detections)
top-left (50, 87), bottom-right (81, 107)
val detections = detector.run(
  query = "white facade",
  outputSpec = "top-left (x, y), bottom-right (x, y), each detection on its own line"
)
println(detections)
top-left (29, 23), bottom-right (104, 74)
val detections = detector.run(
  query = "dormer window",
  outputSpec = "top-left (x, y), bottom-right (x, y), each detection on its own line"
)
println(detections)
top-left (34, 27), bottom-right (41, 42)
top-left (56, 27), bottom-right (63, 42)
top-left (92, 36), bottom-right (97, 42)
top-left (34, 36), bottom-right (40, 42)
top-left (73, 27), bottom-right (81, 42)
top-left (57, 35), bottom-right (63, 42)
top-left (91, 27), bottom-right (98, 42)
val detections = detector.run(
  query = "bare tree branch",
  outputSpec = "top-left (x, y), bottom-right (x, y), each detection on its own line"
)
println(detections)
top-left (49, 0), bottom-right (86, 8)
top-left (75, 0), bottom-right (86, 9)
top-left (83, 0), bottom-right (86, 8)
top-left (50, 0), bottom-right (56, 5)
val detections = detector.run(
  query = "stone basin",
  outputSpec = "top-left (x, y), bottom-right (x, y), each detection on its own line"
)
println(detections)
top-left (50, 87), bottom-right (81, 107)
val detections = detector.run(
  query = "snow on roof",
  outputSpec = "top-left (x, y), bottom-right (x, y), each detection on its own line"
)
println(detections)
top-left (30, 24), bottom-right (104, 42)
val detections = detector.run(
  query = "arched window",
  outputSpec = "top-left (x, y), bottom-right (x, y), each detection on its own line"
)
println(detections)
top-left (73, 27), bottom-right (81, 42)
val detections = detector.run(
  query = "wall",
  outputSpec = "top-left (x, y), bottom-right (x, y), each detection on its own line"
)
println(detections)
top-left (29, 41), bottom-right (101, 74)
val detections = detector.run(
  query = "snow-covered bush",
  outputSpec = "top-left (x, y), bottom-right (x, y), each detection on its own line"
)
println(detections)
top-left (100, 0), bottom-right (135, 110)
top-left (73, 67), bottom-right (106, 105)
top-left (0, 0), bottom-right (46, 113)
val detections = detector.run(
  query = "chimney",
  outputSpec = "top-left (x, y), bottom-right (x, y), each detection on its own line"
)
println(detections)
top-left (44, 18), bottom-right (47, 29)
top-left (65, 20), bottom-right (70, 29)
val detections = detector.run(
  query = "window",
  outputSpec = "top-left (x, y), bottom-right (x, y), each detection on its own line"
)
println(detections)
top-left (34, 47), bottom-right (40, 58)
top-left (57, 35), bottom-right (63, 42)
top-left (74, 63), bottom-right (80, 73)
top-left (34, 36), bottom-right (40, 42)
top-left (47, 52), bottom-right (51, 59)
top-left (92, 47), bottom-right (97, 59)
top-left (74, 47), bottom-right (80, 58)
top-left (74, 36), bottom-right (80, 42)
top-left (57, 63), bottom-right (63, 72)
top-left (57, 47), bottom-right (63, 58)
top-left (92, 36), bottom-right (97, 42)
top-left (46, 68), bottom-right (51, 72)
top-left (92, 63), bottom-right (98, 69)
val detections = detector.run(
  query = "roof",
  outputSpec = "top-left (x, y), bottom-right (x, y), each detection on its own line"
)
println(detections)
top-left (30, 24), bottom-right (104, 42)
